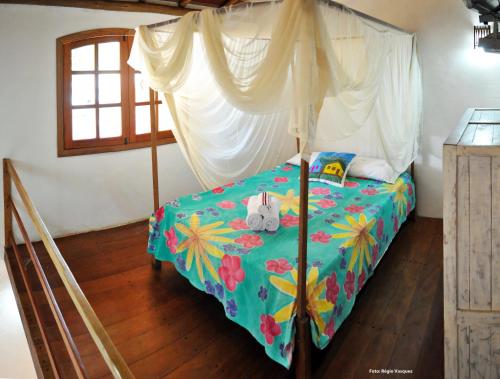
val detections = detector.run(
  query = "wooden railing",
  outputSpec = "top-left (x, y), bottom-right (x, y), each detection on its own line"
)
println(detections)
top-left (2, 158), bottom-right (135, 379)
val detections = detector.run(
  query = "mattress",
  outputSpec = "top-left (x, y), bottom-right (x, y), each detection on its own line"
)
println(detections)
top-left (147, 163), bottom-right (415, 368)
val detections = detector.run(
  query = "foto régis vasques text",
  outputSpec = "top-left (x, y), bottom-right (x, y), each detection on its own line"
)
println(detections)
top-left (369, 368), bottom-right (414, 375)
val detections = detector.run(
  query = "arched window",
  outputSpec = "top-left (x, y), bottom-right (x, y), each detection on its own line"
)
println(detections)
top-left (57, 28), bottom-right (175, 156)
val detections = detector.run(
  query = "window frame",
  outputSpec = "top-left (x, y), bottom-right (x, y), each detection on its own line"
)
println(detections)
top-left (57, 28), bottom-right (175, 157)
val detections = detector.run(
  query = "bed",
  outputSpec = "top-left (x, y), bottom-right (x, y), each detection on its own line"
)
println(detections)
top-left (147, 162), bottom-right (415, 368)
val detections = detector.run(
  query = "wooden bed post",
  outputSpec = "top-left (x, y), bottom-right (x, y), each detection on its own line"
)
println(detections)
top-left (295, 158), bottom-right (311, 379)
top-left (409, 162), bottom-right (416, 222)
top-left (149, 90), bottom-right (162, 271)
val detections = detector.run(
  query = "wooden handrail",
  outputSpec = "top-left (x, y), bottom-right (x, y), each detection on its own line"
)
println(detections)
top-left (10, 239), bottom-right (62, 378)
top-left (3, 159), bottom-right (135, 379)
top-left (3, 159), bottom-right (12, 249)
top-left (11, 203), bottom-right (88, 378)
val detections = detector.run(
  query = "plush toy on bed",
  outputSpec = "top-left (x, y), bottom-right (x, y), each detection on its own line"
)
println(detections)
top-left (309, 152), bottom-right (356, 187)
top-left (246, 192), bottom-right (281, 232)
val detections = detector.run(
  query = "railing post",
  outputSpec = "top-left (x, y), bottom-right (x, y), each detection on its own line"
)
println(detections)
top-left (3, 158), bottom-right (12, 249)
top-left (7, 160), bottom-right (135, 379)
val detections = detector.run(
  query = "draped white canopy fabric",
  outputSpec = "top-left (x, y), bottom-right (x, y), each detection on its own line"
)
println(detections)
top-left (128, 0), bottom-right (422, 189)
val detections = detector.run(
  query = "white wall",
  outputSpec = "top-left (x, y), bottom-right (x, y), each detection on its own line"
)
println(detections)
top-left (0, 4), bottom-right (201, 248)
top-left (338, 0), bottom-right (500, 218)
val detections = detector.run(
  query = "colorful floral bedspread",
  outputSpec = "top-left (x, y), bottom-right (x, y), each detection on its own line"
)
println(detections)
top-left (147, 163), bottom-right (415, 368)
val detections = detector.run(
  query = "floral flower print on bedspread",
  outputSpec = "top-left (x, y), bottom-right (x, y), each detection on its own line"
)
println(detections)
top-left (274, 177), bottom-right (289, 183)
top-left (269, 267), bottom-right (333, 339)
top-left (268, 189), bottom-right (319, 215)
top-left (229, 218), bottom-right (249, 230)
top-left (165, 199), bottom-right (180, 208)
top-left (218, 255), bottom-right (245, 292)
top-left (258, 286), bottom-right (268, 301)
top-left (325, 272), bottom-right (340, 304)
top-left (149, 220), bottom-right (160, 241)
top-left (226, 299), bottom-right (238, 317)
top-left (311, 231), bottom-right (330, 244)
top-left (361, 188), bottom-right (378, 196)
top-left (164, 227), bottom-right (178, 253)
top-left (311, 187), bottom-right (330, 195)
top-left (279, 342), bottom-right (293, 360)
top-left (344, 271), bottom-right (356, 300)
top-left (266, 258), bottom-right (292, 274)
top-left (331, 213), bottom-right (376, 275)
top-left (260, 315), bottom-right (282, 344)
top-left (345, 204), bottom-right (364, 214)
top-left (325, 318), bottom-right (335, 339)
top-left (317, 199), bottom-right (336, 209)
top-left (392, 213), bottom-right (400, 233)
top-left (205, 280), bottom-right (215, 295)
top-left (380, 177), bottom-right (409, 216)
top-left (217, 200), bottom-right (236, 209)
top-left (235, 234), bottom-right (263, 248)
top-left (176, 256), bottom-right (186, 271)
top-left (155, 207), bottom-right (165, 223)
top-left (175, 214), bottom-right (234, 283)
top-left (376, 218), bottom-right (384, 239)
top-left (281, 214), bottom-right (300, 228)
top-left (344, 181), bottom-right (359, 188)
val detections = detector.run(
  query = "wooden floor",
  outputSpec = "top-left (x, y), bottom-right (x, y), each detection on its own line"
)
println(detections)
top-left (5, 217), bottom-right (444, 379)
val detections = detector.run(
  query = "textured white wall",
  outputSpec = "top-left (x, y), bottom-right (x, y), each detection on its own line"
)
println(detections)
top-left (0, 4), bottom-right (201, 247)
top-left (338, 0), bottom-right (500, 218)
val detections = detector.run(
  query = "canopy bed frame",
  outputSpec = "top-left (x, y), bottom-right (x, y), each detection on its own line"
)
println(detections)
top-left (139, 1), bottom-right (417, 378)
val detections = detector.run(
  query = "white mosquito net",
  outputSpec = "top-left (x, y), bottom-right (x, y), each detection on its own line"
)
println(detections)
top-left (128, 0), bottom-right (422, 189)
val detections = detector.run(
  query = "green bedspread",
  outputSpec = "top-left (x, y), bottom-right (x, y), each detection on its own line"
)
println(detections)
top-left (147, 163), bottom-right (415, 368)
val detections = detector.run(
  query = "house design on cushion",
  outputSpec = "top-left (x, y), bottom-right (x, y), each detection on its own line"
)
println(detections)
top-left (308, 152), bottom-right (356, 187)
top-left (310, 155), bottom-right (348, 180)
top-left (323, 160), bottom-right (345, 176)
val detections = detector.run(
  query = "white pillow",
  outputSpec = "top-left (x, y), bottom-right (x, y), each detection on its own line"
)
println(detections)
top-left (286, 152), bottom-right (319, 166)
top-left (286, 153), bottom-right (399, 184)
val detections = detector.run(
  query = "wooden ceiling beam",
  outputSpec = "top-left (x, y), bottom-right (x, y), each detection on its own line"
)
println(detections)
top-left (0, 0), bottom-right (192, 16)
top-left (225, 0), bottom-right (245, 6)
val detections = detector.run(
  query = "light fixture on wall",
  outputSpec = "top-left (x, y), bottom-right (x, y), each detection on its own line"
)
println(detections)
top-left (474, 24), bottom-right (492, 48)
top-left (465, 0), bottom-right (500, 52)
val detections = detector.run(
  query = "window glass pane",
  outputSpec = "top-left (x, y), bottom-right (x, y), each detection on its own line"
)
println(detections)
top-left (72, 108), bottom-right (96, 140)
top-left (98, 74), bottom-right (121, 104)
top-left (135, 105), bottom-right (151, 135)
top-left (98, 42), bottom-right (120, 71)
top-left (158, 102), bottom-right (174, 132)
top-left (99, 107), bottom-right (122, 138)
top-left (135, 73), bottom-right (150, 103)
top-left (72, 74), bottom-right (95, 106)
top-left (71, 45), bottom-right (94, 71)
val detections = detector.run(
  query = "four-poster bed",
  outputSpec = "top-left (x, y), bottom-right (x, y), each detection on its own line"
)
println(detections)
top-left (133, 0), bottom-right (422, 377)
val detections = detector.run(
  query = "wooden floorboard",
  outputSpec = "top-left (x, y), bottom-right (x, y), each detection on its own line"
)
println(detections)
top-left (5, 217), bottom-right (444, 378)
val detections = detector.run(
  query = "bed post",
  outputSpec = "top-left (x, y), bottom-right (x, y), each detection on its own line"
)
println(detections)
top-left (295, 158), bottom-right (311, 379)
top-left (150, 90), bottom-right (162, 271)
top-left (409, 162), bottom-right (416, 222)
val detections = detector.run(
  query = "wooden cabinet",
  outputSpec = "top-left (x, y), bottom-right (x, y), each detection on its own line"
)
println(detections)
top-left (443, 108), bottom-right (500, 379)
